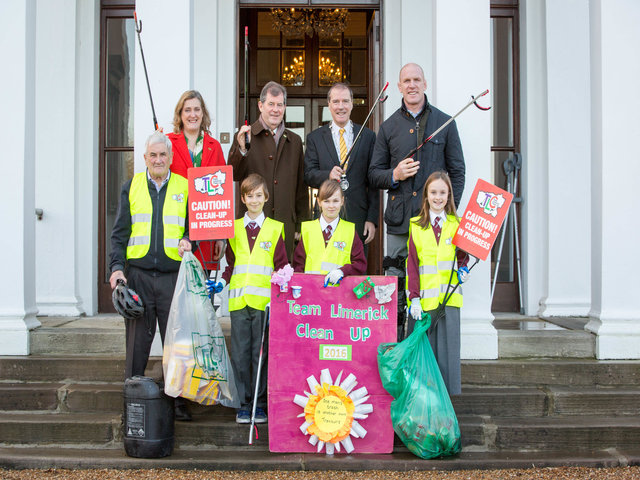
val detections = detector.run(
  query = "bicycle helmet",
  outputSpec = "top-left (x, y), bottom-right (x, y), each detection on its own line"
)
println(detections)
top-left (112, 279), bottom-right (145, 320)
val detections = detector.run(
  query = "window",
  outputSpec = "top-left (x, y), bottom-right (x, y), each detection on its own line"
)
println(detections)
top-left (98, 1), bottom-right (135, 312)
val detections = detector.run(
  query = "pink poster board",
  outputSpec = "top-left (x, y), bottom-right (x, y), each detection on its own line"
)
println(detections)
top-left (268, 273), bottom-right (397, 454)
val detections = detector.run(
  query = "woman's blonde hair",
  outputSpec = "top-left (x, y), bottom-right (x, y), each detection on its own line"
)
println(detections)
top-left (172, 90), bottom-right (211, 134)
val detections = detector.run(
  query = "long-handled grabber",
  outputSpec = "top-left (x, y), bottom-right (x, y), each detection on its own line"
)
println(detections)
top-left (249, 304), bottom-right (270, 445)
top-left (405, 89), bottom-right (490, 160)
top-left (339, 82), bottom-right (389, 191)
top-left (134, 12), bottom-right (159, 131)
top-left (243, 26), bottom-right (251, 150)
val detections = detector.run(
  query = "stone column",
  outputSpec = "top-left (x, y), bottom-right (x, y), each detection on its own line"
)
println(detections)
top-left (0, 0), bottom-right (40, 354)
top-left (34, 0), bottom-right (85, 316)
top-left (585, 0), bottom-right (640, 359)
top-left (538, 0), bottom-right (591, 319)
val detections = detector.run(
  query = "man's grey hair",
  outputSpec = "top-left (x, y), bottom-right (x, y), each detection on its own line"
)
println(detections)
top-left (260, 81), bottom-right (287, 104)
top-left (145, 130), bottom-right (172, 154)
top-left (327, 82), bottom-right (353, 103)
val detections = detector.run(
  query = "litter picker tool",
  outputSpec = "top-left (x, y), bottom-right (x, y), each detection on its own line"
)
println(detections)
top-left (134, 12), bottom-right (159, 131)
top-left (243, 26), bottom-right (251, 150)
top-left (405, 89), bottom-right (490, 160)
top-left (339, 82), bottom-right (389, 191)
top-left (249, 304), bottom-right (270, 445)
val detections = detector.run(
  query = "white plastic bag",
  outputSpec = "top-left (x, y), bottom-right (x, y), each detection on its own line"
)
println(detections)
top-left (163, 252), bottom-right (239, 408)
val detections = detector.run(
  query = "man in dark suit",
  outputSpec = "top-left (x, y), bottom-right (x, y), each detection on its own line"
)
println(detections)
top-left (304, 83), bottom-right (379, 252)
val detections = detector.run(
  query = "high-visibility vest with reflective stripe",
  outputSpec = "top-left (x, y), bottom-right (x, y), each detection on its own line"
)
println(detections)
top-left (228, 217), bottom-right (284, 311)
top-left (407, 215), bottom-right (463, 311)
top-left (301, 219), bottom-right (355, 274)
top-left (127, 172), bottom-right (188, 262)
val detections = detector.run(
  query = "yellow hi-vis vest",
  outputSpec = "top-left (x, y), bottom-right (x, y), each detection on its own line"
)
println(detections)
top-left (301, 219), bottom-right (355, 274)
top-left (407, 215), bottom-right (463, 311)
top-left (127, 172), bottom-right (188, 262)
top-left (228, 217), bottom-right (284, 312)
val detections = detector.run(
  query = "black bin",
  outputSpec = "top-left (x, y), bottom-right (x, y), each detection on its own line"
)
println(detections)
top-left (123, 376), bottom-right (174, 458)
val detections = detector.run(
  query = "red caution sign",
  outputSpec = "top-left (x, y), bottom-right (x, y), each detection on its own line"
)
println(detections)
top-left (453, 178), bottom-right (513, 261)
top-left (187, 166), bottom-right (235, 240)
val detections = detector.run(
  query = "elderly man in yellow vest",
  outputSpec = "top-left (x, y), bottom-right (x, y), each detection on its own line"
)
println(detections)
top-left (109, 130), bottom-right (193, 420)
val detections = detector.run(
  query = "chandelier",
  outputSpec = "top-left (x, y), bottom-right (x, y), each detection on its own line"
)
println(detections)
top-left (282, 55), bottom-right (305, 86)
top-left (270, 8), bottom-right (349, 37)
top-left (319, 56), bottom-right (342, 85)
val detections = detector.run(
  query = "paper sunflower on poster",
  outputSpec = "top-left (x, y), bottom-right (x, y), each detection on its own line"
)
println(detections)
top-left (293, 367), bottom-right (373, 455)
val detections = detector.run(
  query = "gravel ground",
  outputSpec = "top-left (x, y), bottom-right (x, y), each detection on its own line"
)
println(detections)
top-left (1, 468), bottom-right (639, 479)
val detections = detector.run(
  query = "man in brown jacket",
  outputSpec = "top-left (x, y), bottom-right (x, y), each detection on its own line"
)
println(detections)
top-left (229, 81), bottom-right (309, 257)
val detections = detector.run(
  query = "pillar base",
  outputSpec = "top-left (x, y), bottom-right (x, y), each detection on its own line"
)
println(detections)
top-left (37, 296), bottom-right (85, 317)
top-left (539, 296), bottom-right (591, 318)
top-left (0, 311), bottom-right (41, 355)
top-left (585, 316), bottom-right (640, 359)
top-left (461, 315), bottom-right (498, 359)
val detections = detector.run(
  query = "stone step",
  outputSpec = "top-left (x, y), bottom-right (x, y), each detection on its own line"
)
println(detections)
top-left (0, 412), bottom-right (121, 446)
top-left (498, 330), bottom-right (595, 358)
top-left (30, 329), bottom-right (125, 356)
top-left (0, 383), bottom-right (238, 415)
top-left (459, 415), bottom-right (640, 451)
top-left (0, 383), bottom-right (62, 411)
top-left (452, 387), bottom-right (547, 417)
top-left (0, 356), bottom-right (161, 383)
top-left (6, 356), bottom-right (640, 387)
top-left (0, 411), bottom-right (266, 449)
top-left (3, 382), bottom-right (639, 418)
top-left (3, 410), bottom-right (640, 454)
top-left (485, 416), bottom-right (640, 452)
top-left (29, 316), bottom-right (232, 356)
top-left (33, 316), bottom-right (595, 359)
top-left (462, 359), bottom-right (640, 387)
top-left (0, 383), bottom-right (123, 413)
top-left (1, 446), bottom-right (638, 471)
top-left (547, 386), bottom-right (640, 416)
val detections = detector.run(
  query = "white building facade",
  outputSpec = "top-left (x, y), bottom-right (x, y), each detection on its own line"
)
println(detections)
top-left (1, 0), bottom-right (638, 359)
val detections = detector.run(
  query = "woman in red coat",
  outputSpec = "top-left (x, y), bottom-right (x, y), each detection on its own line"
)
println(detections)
top-left (168, 90), bottom-right (226, 272)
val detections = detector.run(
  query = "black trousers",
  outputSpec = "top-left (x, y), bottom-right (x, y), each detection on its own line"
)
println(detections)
top-left (230, 306), bottom-right (269, 411)
top-left (124, 266), bottom-right (178, 379)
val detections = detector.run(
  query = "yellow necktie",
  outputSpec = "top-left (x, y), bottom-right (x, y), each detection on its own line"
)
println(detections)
top-left (339, 128), bottom-right (348, 168)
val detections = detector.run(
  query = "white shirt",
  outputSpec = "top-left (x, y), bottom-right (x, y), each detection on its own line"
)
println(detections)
top-left (244, 211), bottom-right (265, 228)
top-left (329, 121), bottom-right (353, 161)
top-left (319, 216), bottom-right (340, 236)
top-left (429, 210), bottom-right (446, 226)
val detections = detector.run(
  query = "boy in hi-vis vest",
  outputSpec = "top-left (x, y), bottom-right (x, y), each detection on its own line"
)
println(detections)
top-left (209, 174), bottom-right (288, 424)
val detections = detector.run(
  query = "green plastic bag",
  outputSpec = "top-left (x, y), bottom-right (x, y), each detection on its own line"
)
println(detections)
top-left (377, 313), bottom-right (461, 459)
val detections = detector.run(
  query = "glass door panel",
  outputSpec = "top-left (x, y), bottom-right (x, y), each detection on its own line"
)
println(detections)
top-left (490, 5), bottom-right (521, 312)
top-left (99, 7), bottom-right (135, 312)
